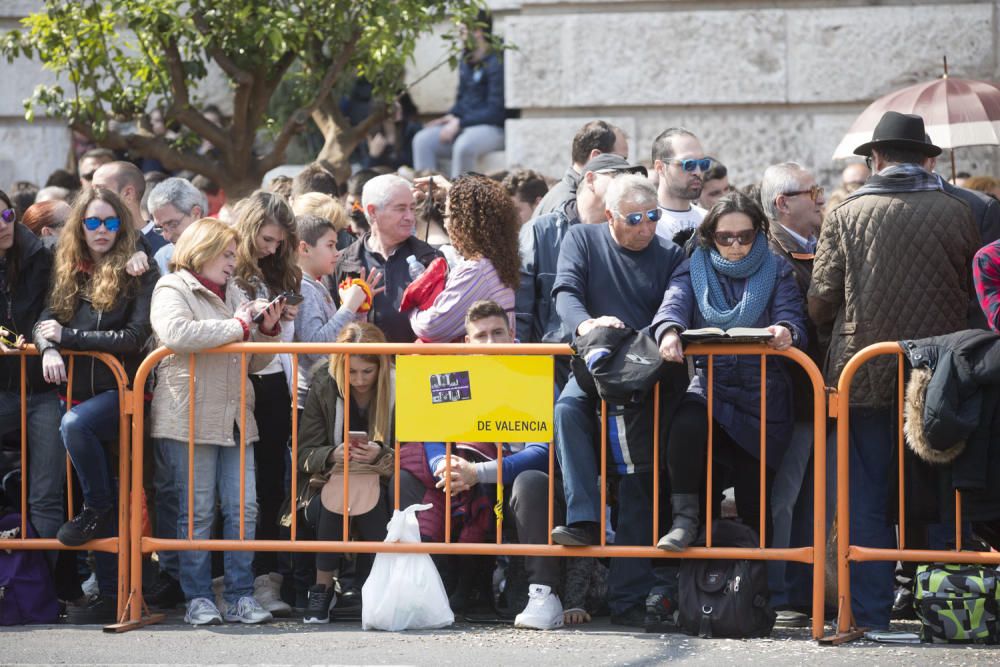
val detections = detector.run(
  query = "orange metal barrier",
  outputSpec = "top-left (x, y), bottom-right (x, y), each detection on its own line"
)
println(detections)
top-left (124, 341), bottom-right (827, 638)
top-left (829, 341), bottom-right (1000, 643)
top-left (3, 345), bottom-right (133, 622)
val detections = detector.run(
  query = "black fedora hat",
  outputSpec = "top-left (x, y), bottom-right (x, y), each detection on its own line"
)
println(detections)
top-left (853, 111), bottom-right (942, 157)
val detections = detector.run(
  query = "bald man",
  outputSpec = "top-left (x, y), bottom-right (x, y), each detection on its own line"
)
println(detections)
top-left (92, 161), bottom-right (168, 253)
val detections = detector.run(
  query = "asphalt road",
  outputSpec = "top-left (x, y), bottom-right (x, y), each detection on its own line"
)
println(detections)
top-left (4, 617), bottom-right (1000, 665)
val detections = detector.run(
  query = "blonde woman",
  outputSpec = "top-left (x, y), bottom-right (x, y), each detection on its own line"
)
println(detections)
top-left (150, 217), bottom-right (283, 626)
top-left (32, 187), bottom-right (158, 621)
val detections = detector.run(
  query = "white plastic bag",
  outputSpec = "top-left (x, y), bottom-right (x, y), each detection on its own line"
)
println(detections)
top-left (361, 503), bottom-right (454, 631)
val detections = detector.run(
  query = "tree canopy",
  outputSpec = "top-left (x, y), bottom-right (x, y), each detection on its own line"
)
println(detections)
top-left (2, 0), bottom-right (485, 197)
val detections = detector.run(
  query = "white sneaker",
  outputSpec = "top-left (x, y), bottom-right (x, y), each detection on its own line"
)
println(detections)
top-left (254, 573), bottom-right (291, 616)
top-left (224, 596), bottom-right (273, 624)
top-left (514, 584), bottom-right (565, 630)
top-left (81, 572), bottom-right (99, 597)
top-left (184, 597), bottom-right (223, 626)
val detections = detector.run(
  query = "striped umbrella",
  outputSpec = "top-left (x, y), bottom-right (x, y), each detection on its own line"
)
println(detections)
top-left (833, 77), bottom-right (1000, 160)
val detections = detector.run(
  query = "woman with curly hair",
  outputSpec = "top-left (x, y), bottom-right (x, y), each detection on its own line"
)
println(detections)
top-left (408, 174), bottom-right (520, 342)
top-left (32, 187), bottom-right (158, 618)
top-left (231, 191), bottom-right (301, 612)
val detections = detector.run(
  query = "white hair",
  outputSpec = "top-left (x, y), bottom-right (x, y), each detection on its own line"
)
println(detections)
top-left (605, 173), bottom-right (658, 216)
top-left (361, 174), bottom-right (412, 221)
top-left (147, 177), bottom-right (208, 216)
top-left (760, 162), bottom-right (807, 221)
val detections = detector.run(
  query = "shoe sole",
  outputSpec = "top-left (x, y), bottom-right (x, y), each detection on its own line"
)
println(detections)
top-left (774, 619), bottom-right (810, 628)
top-left (186, 616), bottom-right (223, 626)
top-left (550, 531), bottom-right (593, 547)
top-left (656, 540), bottom-right (685, 552)
top-left (223, 613), bottom-right (273, 624)
top-left (514, 618), bottom-right (564, 630)
top-left (303, 615), bottom-right (330, 624)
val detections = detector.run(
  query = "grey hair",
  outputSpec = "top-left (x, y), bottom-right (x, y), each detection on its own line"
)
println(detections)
top-left (760, 162), bottom-right (807, 221)
top-left (361, 174), bottom-right (412, 220)
top-left (147, 177), bottom-right (208, 217)
top-left (605, 174), bottom-right (658, 216)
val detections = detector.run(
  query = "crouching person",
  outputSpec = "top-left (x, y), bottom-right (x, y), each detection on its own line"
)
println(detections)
top-left (149, 218), bottom-right (284, 626)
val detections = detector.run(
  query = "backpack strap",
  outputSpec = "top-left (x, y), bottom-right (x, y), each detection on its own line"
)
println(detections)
top-left (699, 605), bottom-right (713, 638)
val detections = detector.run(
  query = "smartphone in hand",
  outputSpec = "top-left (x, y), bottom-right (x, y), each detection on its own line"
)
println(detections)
top-left (252, 293), bottom-right (288, 324)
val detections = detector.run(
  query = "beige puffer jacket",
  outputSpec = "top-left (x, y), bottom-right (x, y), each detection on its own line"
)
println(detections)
top-left (150, 270), bottom-right (277, 446)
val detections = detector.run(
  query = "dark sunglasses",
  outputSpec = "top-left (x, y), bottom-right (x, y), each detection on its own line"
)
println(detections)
top-left (83, 216), bottom-right (122, 232)
top-left (617, 208), bottom-right (662, 226)
top-left (714, 229), bottom-right (756, 247)
top-left (783, 184), bottom-right (825, 203)
top-left (1, 208), bottom-right (15, 224)
top-left (666, 158), bottom-right (714, 173)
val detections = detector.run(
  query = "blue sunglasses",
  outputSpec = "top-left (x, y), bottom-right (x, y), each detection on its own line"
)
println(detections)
top-left (618, 208), bottom-right (662, 226)
top-left (666, 158), bottom-right (714, 173)
top-left (83, 216), bottom-right (122, 232)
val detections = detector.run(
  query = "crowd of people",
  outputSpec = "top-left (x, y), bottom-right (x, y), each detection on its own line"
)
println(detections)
top-left (3, 102), bottom-right (1000, 639)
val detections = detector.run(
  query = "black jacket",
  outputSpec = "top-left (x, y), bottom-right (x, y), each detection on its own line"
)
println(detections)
top-left (0, 225), bottom-right (53, 393)
top-left (901, 329), bottom-right (1000, 521)
top-left (33, 264), bottom-right (158, 399)
top-left (334, 233), bottom-right (442, 343)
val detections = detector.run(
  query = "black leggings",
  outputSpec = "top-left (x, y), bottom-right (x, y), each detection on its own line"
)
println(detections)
top-left (250, 372), bottom-right (291, 575)
top-left (666, 400), bottom-right (774, 543)
top-left (308, 492), bottom-right (389, 575)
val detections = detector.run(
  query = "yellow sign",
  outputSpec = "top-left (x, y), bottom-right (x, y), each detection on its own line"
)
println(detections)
top-left (396, 355), bottom-right (554, 442)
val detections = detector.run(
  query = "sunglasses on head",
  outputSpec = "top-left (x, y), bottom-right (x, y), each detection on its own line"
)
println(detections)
top-left (666, 158), bottom-right (714, 173)
top-left (714, 229), bottom-right (756, 247)
top-left (783, 184), bottom-right (824, 203)
top-left (1, 208), bottom-right (15, 224)
top-left (617, 208), bottom-right (662, 226)
top-left (83, 216), bottom-right (121, 232)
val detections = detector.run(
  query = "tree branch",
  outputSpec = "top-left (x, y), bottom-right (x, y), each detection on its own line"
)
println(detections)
top-left (190, 13), bottom-right (254, 86)
top-left (161, 37), bottom-right (230, 152)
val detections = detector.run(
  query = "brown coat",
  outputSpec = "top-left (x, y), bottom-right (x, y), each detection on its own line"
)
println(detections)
top-left (808, 189), bottom-right (980, 407)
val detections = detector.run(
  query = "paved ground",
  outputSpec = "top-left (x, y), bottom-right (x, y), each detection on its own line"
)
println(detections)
top-left (4, 616), bottom-right (1000, 665)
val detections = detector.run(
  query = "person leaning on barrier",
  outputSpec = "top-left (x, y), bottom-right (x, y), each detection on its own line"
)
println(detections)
top-left (652, 191), bottom-right (807, 552)
top-left (149, 217), bottom-right (283, 627)
top-left (548, 174), bottom-right (689, 627)
top-left (32, 187), bottom-right (160, 624)
top-left (293, 322), bottom-right (394, 625)
top-left (0, 190), bottom-right (66, 554)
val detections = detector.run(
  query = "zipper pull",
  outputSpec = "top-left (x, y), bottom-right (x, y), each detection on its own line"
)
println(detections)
top-left (733, 576), bottom-right (741, 592)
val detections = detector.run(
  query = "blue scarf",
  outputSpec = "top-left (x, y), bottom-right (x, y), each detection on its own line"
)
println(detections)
top-left (690, 232), bottom-right (776, 330)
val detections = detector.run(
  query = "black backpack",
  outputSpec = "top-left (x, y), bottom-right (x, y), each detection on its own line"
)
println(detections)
top-left (677, 519), bottom-right (775, 638)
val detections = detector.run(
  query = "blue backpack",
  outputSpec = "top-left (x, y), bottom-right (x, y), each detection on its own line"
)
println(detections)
top-left (0, 513), bottom-right (59, 625)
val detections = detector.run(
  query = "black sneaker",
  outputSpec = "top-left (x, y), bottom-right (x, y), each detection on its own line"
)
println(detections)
top-left (463, 586), bottom-right (500, 624)
top-left (65, 594), bottom-right (117, 625)
top-left (551, 522), bottom-right (600, 547)
top-left (57, 506), bottom-right (112, 547)
top-left (330, 586), bottom-right (363, 621)
top-left (303, 584), bottom-right (337, 624)
top-left (146, 572), bottom-right (184, 609)
top-left (644, 584), bottom-right (678, 632)
top-left (611, 603), bottom-right (646, 628)
top-left (891, 586), bottom-right (917, 620)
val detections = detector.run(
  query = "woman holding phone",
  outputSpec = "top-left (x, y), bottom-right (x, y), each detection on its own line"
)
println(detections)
top-left (150, 217), bottom-right (283, 625)
top-left (293, 322), bottom-right (394, 624)
top-left (232, 191), bottom-right (301, 612)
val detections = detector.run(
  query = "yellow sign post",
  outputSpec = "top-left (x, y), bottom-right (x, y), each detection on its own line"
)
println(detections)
top-left (395, 355), bottom-right (554, 442)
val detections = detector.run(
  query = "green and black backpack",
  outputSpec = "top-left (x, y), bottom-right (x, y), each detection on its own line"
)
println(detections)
top-left (914, 564), bottom-right (1000, 644)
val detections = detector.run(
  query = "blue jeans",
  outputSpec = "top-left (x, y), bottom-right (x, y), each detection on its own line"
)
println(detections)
top-left (554, 376), bottom-right (602, 525)
top-left (162, 438), bottom-right (258, 604)
top-left (768, 421), bottom-right (815, 609)
top-left (0, 389), bottom-right (64, 539)
top-left (609, 472), bottom-right (665, 615)
top-left (411, 124), bottom-right (505, 178)
top-left (152, 438), bottom-right (180, 579)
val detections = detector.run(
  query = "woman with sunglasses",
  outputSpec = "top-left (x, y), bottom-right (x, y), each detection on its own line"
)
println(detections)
top-left (652, 191), bottom-right (807, 551)
top-left (32, 187), bottom-right (159, 618)
top-left (407, 174), bottom-right (519, 342)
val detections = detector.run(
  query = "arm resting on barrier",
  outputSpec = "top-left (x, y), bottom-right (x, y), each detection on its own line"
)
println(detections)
top-left (150, 282), bottom-right (245, 353)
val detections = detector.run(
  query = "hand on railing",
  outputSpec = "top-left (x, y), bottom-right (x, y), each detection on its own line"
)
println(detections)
top-left (41, 349), bottom-right (67, 384)
top-left (659, 330), bottom-right (684, 363)
top-left (765, 325), bottom-right (792, 351)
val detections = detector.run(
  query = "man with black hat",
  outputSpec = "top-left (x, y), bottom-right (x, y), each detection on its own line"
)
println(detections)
top-left (515, 154), bottom-right (646, 358)
top-left (808, 111), bottom-right (980, 630)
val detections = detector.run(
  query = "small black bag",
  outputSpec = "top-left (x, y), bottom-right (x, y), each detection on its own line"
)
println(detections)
top-left (677, 520), bottom-right (775, 638)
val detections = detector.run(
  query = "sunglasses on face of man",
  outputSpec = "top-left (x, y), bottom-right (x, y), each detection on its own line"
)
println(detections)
top-left (664, 158), bottom-right (714, 173)
top-left (782, 184), bottom-right (824, 203)
top-left (616, 208), bottom-right (662, 226)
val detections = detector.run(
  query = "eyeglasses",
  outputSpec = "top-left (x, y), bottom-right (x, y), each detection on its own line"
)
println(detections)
top-left (82, 216), bottom-right (122, 232)
top-left (665, 158), bottom-right (714, 173)
top-left (865, 156), bottom-right (873, 171)
top-left (714, 229), bottom-right (756, 247)
top-left (616, 208), bottom-right (662, 226)
top-left (783, 184), bottom-right (825, 203)
top-left (154, 219), bottom-right (184, 233)
top-left (1, 208), bottom-right (15, 224)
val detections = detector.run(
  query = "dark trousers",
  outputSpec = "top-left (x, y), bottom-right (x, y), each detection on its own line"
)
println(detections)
top-left (305, 493), bottom-right (387, 583)
top-left (250, 373), bottom-right (291, 575)
top-left (608, 471), bottom-right (670, 615)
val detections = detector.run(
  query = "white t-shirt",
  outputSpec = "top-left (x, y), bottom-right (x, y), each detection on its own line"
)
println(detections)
top-left (656, 204), bottom-right (706, 242)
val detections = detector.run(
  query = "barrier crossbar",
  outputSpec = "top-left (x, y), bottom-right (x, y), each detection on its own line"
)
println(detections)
top-left (828, 341), bottom-right (1000, 644)
top-left (3, 345), bottom-right (133, 623)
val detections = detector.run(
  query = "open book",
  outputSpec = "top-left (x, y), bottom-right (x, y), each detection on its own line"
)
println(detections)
top-left (680, 327), bottom-right (774, 343)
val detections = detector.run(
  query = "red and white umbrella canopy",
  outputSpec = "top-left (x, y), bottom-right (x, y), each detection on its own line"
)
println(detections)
top-left (833, 77), bottom-right (1000, 159)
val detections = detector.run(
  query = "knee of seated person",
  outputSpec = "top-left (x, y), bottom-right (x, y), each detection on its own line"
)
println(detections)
top-left (511, 469), bottom-right (547, 497)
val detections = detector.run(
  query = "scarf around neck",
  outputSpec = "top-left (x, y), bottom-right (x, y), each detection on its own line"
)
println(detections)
top-left (689, 232), bottom-right (776, 330)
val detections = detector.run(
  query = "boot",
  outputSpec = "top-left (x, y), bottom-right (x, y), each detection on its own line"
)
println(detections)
top-left (657, 494), bottom-right (700, 552)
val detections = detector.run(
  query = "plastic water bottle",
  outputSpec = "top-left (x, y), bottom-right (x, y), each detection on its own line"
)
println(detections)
top-left (407, 255), bottom-right (425, 281)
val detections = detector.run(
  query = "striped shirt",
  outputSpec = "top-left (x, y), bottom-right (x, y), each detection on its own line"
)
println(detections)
top-left (409, 257), bottom-right (515, 343)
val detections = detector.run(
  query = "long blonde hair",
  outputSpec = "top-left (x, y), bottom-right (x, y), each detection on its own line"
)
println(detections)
top-left (48, 187), bottom-right (140, 321)
top-left (330, 323), bottom-right (392, 443)
top-left (231, 191), bottom-right (301, 295)
top-left (292, 192), bottom-right (348, 232)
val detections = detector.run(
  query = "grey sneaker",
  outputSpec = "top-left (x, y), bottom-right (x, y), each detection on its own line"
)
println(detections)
top-left (223, 596), bottom-right (273, 624)
top-left (184, 597), bottom-right (223, 626)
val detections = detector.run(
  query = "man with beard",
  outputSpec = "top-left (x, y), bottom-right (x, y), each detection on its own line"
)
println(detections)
top-left (651, 128), bottom-right (712, 245)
